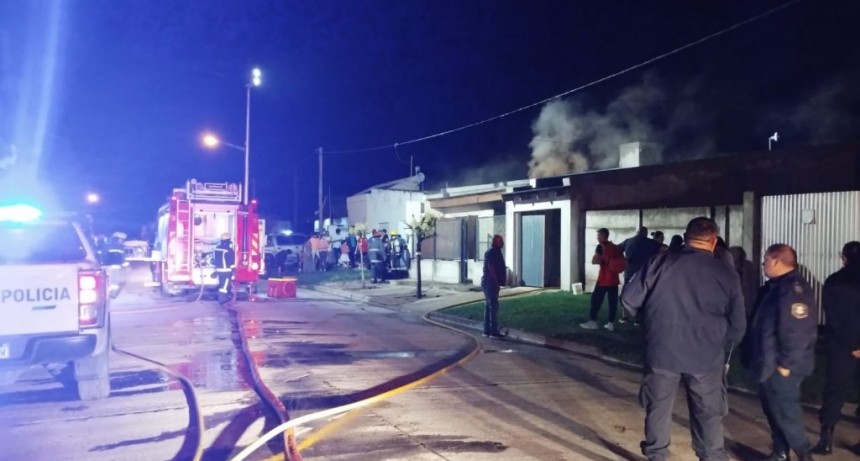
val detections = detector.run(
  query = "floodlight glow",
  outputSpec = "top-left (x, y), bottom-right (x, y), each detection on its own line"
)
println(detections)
top-left (86, 193), bottom-right (100, 204)
top-left (251, 68), bottom-right (262, 87)
top-left (0, 204), bottom-right (43, 223)
top-left (252, 68), bottom-right (261, 78)
top-left (281, 230), bottom-right (292, 236)
top-left (202, 133), bottom-right (220, 148)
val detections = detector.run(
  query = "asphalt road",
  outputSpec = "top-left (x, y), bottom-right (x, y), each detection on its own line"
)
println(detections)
top-left (2, 272), bottom-right (859, 461)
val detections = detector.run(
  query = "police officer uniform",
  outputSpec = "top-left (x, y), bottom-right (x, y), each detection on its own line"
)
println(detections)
top-left (747, 269), bottom-right (818, 460)
top-left (213, 233), bottom-right (235, 297)
top-left (622, 243), bottom-right (746, 461)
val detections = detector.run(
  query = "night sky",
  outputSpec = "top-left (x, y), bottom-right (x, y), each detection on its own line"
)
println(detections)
top-left (1, 0), bottom-right (858, 235)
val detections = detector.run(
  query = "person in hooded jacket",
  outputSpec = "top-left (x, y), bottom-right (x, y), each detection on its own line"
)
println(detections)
top-left (812, 241), bottom-right (860, 455)
top-left (482, 235), bottom-right (506, 338)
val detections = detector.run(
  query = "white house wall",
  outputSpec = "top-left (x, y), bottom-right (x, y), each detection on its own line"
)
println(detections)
top-left (347, 189), bottom-right (426, 236)
top-left (506, 198), bottom-right (571, 290)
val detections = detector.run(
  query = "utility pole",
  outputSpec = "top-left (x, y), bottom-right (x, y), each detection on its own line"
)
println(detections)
top-left (293, 171), bottom-right (298, 231)
top-left (317, 147), bottom-right (324, 233)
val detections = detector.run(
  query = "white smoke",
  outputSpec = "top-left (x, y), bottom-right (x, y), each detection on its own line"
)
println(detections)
top-left (783, 75), bottom-right (860, 145)
top-left (527, 72), bottom-right (714, 178)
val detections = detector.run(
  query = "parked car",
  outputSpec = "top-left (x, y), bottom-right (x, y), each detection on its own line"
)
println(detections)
top-left (264, 233), bottom-right (307, 277)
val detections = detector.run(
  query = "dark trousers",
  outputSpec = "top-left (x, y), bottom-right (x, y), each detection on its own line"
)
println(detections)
top-left (640, 367), bottom-right (728, 461)
top-left (760, 373), bottom-right (811, 454)
top-left (216, 270), bottom-right (233, 295)
top-left (348, 248), bottom-right (356, 267)
top-left (371, 261), bottom-right (386, 282)
top-left (818, 347), bottom-right (860, 426)
top-left (819, 346), bottom-right (859, 425)
top-left (482, 282), bottom-right (500, 335)
top-left (589, 285), bottom-right (618, 322)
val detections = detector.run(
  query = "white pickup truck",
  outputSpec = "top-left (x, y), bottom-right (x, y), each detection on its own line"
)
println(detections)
top-left (0, 205), bottom-right (112, 400)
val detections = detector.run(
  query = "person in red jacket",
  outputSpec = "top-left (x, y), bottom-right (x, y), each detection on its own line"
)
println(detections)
top-left (581, 228), bottom-right (625, 331)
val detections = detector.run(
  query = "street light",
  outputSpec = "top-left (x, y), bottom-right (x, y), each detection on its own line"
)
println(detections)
top-left (243, 67), bottom-right (262, 205)
top-left (198, 68), bottom-right (262, 206)
top-left (86, 192), bottom-right (100, 204)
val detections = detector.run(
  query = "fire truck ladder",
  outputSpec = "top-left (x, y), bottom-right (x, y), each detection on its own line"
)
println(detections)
top-left (176, 199), bottom-right (192, 276)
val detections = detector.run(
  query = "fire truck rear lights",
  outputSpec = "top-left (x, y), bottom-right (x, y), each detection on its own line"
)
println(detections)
top-left (0, 204), bottom-right (43, 223)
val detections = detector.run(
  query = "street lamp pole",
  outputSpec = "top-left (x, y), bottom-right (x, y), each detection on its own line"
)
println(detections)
top-left (244, 83), bottom-right (251, 205)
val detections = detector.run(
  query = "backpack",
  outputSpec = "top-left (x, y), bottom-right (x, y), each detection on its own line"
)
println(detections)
top-left (607, 247), bottom-right (627, 274)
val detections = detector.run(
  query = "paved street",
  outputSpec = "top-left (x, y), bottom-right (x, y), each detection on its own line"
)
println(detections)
top-left (2, 275), bottom-right (860, 461)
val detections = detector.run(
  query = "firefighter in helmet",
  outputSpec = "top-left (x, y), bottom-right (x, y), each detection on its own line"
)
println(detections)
top-left (213, 232), bottom-right (236, 300)
top-left (105, 232), bottom-right (127, 265)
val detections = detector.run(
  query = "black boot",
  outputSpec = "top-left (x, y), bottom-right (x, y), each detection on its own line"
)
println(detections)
top-left (762, 450), bottom-right (790, 461)
top-left (812, 424), bottom-right (834, 455)
top-left (795, 450), bottom-right (814, 461)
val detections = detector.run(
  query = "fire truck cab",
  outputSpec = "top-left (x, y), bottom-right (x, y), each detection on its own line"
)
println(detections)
top-left (151, 179), bottom-right (263, 298)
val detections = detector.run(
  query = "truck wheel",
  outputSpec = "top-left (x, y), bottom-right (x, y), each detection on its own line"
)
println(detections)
top-left (74, 350), bottom-right (111, 400)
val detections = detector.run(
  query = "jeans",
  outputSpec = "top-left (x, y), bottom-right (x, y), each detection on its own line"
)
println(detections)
top-left (482, 282), bottom-right (500, 335)
top-left (589, 285), bottom-right (618, 322)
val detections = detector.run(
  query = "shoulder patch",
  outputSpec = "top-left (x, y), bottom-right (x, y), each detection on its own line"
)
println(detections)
top-left (793, 283), bottom-right (804, 294)
top-left (791, 303), bottom-right (809, 319)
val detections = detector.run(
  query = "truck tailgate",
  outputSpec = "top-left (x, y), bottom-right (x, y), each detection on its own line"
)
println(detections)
top-left (0, 264), bottom-right (80, 335)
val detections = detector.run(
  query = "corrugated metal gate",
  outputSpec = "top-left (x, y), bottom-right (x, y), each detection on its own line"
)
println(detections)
top-left (520, 214), bottom-right (545, 287)
top-left (761, 191), bottom-right (860, 323)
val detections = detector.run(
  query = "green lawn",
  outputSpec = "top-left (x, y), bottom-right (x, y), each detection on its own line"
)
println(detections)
top-left (443, 291), bottom-right (850, 405)
top-left (291, 269), bottom-right (365, 287)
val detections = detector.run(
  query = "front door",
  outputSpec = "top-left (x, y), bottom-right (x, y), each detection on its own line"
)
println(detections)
top-left (520, 214), bottom-right (545, 287)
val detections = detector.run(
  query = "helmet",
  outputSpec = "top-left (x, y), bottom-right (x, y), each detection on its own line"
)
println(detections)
top-left (390, 230), bottom-right (398, 236)
top-left (220, 232), bottom-right (231, 240)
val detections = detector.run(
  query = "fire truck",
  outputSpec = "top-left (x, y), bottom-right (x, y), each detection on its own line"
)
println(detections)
top-left (151, 179), bottom-right (265, 297)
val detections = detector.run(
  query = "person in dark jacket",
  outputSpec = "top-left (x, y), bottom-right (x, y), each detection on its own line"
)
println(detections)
top-left (368, 231), bottom-right (385, 283)
top-left (621, 217), bottom-right (746, 461)
top-left (481, 235), bottom-right (506, 338)
top-left (668, 234), bottom-right (684, 253)
top-left (747, 244), bottom-right (818, 461)
top-left (812, 241), bottom-right (860, 455)
top-left (618, 226), bottom-right (661, 324)
top-left (213, 232), bottom-right (236, 301)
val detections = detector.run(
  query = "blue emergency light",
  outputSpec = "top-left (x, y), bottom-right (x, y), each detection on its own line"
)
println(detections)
top-left (0, 204), bottom-right (43, 223)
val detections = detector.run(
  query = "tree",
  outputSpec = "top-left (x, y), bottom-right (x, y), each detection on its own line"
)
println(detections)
top-left (407, 211), bottom-right (439, 299)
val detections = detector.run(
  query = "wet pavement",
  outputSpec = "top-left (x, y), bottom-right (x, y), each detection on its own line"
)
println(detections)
top-left (3, 270), bottom-right (860, 461)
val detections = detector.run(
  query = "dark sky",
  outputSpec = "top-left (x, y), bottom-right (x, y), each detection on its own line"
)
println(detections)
top-left (1, 0), bottom-right (859, 234)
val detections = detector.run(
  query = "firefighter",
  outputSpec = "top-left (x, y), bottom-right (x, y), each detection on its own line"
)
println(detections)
top-left (368, 230), bottom-right (385, 283)
top-left (746, 244), bottom-right (818, 461)
top-left (389, 231), bottom-right (407, 269)
top-left (213, 232), bottom-right (235, 301)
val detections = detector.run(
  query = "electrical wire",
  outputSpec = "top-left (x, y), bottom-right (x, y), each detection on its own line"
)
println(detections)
top-left (318, 0), bottom-right (803, 155)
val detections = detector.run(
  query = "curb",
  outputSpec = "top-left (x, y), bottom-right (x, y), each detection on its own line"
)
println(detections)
top-left (426, 313), bottom-right (857, 416)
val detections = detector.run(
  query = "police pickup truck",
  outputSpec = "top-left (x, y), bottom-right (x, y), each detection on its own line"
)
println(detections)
top-left (0, 205), bottom-right (111, 400)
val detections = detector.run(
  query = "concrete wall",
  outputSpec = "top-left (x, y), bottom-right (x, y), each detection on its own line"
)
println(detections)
top-left (584, 210), bottom-right (639, 290)
top-left (347, 189), bottom-right (425, 236)
top-left (413, 258), bottom-right (483, 286)
top-left (583, 206), bottom-right (745, 290)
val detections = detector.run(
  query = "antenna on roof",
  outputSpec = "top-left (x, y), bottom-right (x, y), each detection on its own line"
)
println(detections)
top-left (768, 132), bottom-right (779, 151)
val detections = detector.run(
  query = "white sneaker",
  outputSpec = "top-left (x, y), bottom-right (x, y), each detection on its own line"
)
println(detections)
top-left (579, 320), bottom-right (598, 329)
top-left (604, 322), bottom-right (614, 331)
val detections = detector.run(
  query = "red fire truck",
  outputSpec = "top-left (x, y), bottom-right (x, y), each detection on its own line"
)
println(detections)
top-left (151, 179), bottom-right (264, 297)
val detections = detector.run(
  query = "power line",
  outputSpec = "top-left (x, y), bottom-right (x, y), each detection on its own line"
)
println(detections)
top-left (320, 0), bottom-right (803, 155)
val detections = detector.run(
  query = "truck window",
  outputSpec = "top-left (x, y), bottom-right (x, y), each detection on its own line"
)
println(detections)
top-left (0, 222), bottom-right (88, 264)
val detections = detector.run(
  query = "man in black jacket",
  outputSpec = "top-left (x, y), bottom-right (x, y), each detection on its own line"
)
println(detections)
top-left (621, 217), bottom-right (746, 461)
top-left (812, 241), bottom-right (860, 455)
top-left (481, 235), bottom-right (506, 338)
top-left (748, 244), bottom-right (818, 461)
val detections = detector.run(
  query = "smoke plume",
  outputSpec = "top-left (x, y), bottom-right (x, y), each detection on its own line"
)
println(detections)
top-left (780, 75), bottom-right (860, 145)
top-left (527, 72), bottom-right (714, 178)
